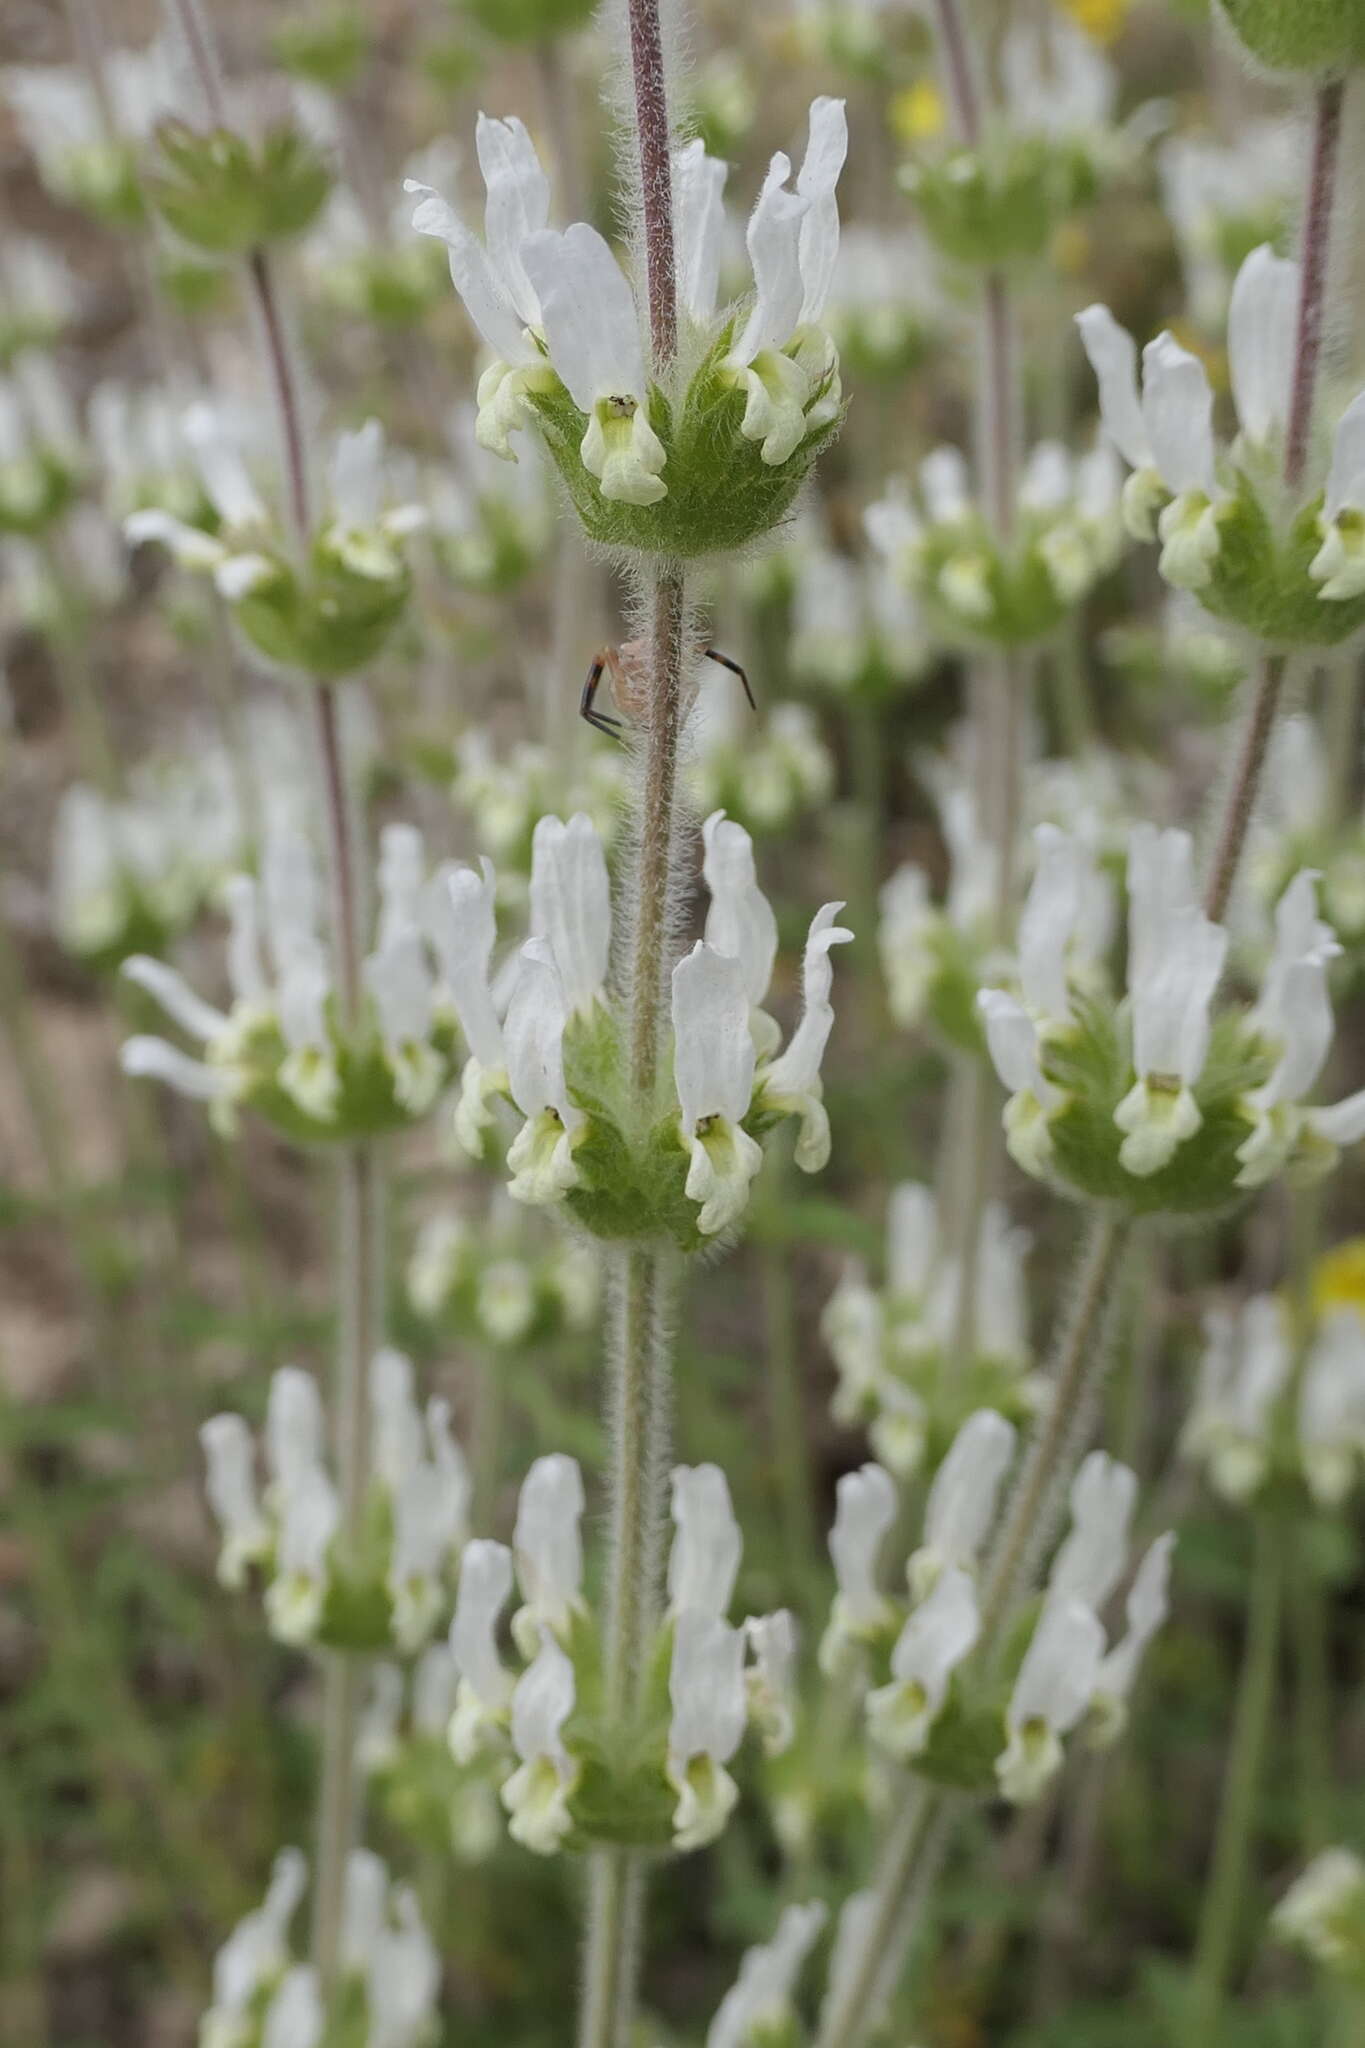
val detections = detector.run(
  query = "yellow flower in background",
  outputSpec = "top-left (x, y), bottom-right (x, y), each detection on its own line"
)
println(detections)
top-left (1059, 0), bottom-right (1129, 43)
top-left (1313, 1239), bottom-right (1365, 1318)
top-left (891, 78), bottom-right (945, 147)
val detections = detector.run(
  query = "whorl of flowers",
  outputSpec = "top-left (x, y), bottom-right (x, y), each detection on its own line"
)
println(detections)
top-left (820, 1420), bottom-right (1174, 1802)
top-left (407, 104), bottom-right (848, 556)
top-left (1078, 243), bottom-right (1365, 644)
top-left (1274, 1848), bottom-right (1365, 1985)
top-left (406, 1204), bottom-right (600, 1350)
top-left (977, 824), bottom-right (1365, 1213)
top-left (438, 1455), bottom-right (796, 1855)
top-left (200, 1350), bottom-right (470, 1654)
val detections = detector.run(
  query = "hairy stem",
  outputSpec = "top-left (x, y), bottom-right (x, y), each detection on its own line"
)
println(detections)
top-left (1284, 77), bottom-right (1346, 496)
top-left (1186, 1513), bottom-right (1285, 2043)
top-left (628, 565), bottom-right (690, 1101)
top-left (626, 0), bottom-right (677, 369)
top-left (1202, 653), bottom-right (1289, 925)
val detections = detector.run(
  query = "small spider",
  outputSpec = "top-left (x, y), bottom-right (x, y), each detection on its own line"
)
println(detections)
top-left (580, 641), bottom-right (755, 740)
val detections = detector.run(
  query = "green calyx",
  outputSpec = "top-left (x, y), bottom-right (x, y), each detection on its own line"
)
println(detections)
top-left (0, 450), bottom-right (79, 538)
top-left (529, 337), bottom-right (843, 560)
top-left (1191, 480), bottom-right (1365, 648)
top-left (51, 139), bottom-right (145, 227)
top-left (916, 520), bottom-right (1082, 648)
top-left (229, 541), bottom-right (414, 678)
top-left (1040, 998), bottom-right (1269, 1217)
top-left (555, 1012), bottom-right (710, 1252)
top-left (146, 119), bottom-right (332, 254)
top-left (223, 1009), bottom-right (458, 1144)
top-left (902, 136), bottom-right (1099, 269)
top-left (1217, 0), bottom-right (1365, 72)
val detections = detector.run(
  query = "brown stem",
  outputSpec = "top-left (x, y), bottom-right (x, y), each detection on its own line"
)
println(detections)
top-left (1284, 77), bottom-right (1346, 496)
top-left (626, 0), bottom-right (677, 369)
top-left (1202, 653), bottom-right (1289, 924)
top-left (628, 566), bottom-right (689, 1102)
top-left (246, 248), bottom-right (311, 552)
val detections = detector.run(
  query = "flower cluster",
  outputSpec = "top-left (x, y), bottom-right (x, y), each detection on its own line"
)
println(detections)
top-left (126, 403), bottom-right (425, 676)
top-left (821, 1181), bottom-right (1041, 1475)
top-left (356, 1649), bottom-right (504, 1866)
top-left (437, 808), bottom-right (851, 1249)
top-left (408, 103), bottom-right (847, 555)
top-left (1078, 244), bottom-right (1365, 643)
top-left (691, 696), bottom-right (835, 833)
top-left (703, 1900), bottom-right (828, 2048)
top-left (120, 821), bottom-right (463, 1141)
top-left (1183, 1293), bottom-right (1365, 1508)
top-left (448, 730), bottom-right (626, 904)
top-left (978, 826), bottom-right (1365, 1213)
top-left (439, 1454), bottom-right (796, 1855)
top-left (406, 1204), bottom-right (600, 1350)
top-left (865, 435), bottom-right (1123, 647)
top-left (1274, 1849), bottom-right (1365, 1985)
top-left (878, 757), bottom-right (1005, 1045)
top-left (200, 1351), bottom-right (470, 1653)
top-left (198, 1845), bottom-right (439, 2048)
top-left (820, 1421), bottom-right (1173, 1802)
top-left (788, 529), bottom-right (929, 698)
top-left (0, 42), bottom-right (168, 225)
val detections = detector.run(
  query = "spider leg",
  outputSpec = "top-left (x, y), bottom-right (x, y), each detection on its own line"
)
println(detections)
top-left (704, 646), bottom-right (756, 711)
top-left (580, 654), bottom-right (624, 741)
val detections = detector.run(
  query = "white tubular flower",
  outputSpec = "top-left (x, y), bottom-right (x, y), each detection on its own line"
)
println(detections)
top-left (503, 940), bottom-right (584, 1205)
top-left (264, 1465), bottom-right (340, 1645)
top-left (1310, 392), bottom-right (1365, 601)
top-left (909, 1408), bottom-right (1016, 1599)
top-left (357, 1663), bottom-right (404, 1774)
top-left (388, 1460), bottom-right (456, 1653)
top-left (512, 1453), bottom-right (585, 1657)
top-left (1018, 825), bottom-right (1112, 1021)
top-left (265, 1366), bottom-right (327, 1501)
top-left (200, 1413), bottom-right (269, 1588)
top-left (1184, 1298), bottom-right (1292, 1502)
top-left (340, 1847), bottom-right (388, 1975)
top-left (1299, 1308), bottom-right (1365, 1507)
top-left (996, 1595), bottom-right (1106, 1804)
top-left (119, 1033), bottom-right (234, 1106)
top-left (501, 1628), bottom-right (579, 1854)
top-left (821, 1263), bottom-right (888, 1426)
top-left (706, 1900), bottom-right (828, 2048)
top-left (744, 1610), bottom-right (799, 1755)
top-left (977, 988), bottom-right (1061, 1179)
top-left (322, 419), bottom-right (426, 583)
top-left (204, 1847), bottom-right (306, 2044)
top-left (125, 401), bottom-right (273, 596)
top-left (277, 958), bottom-right (340, 1123)
top-left (369, 1347), bottom-right (424, 1491)
top-left (724, 98), bottom-right (848, 465)
top-left (529, 813), bottom-right (611, 1015)
top-left (867, 1566), bottom-right (981, 1762)
top-left (887, 1181), bottom-right (937, 1302)
top-left (260, 1965), bottom-right (324, 2048)
top-left (675, 138), bottom-right (728, 328)
top-left (672, 942), bottom-right (764, 1237)
top-left (756, 902), bottom-right (854, 1171)
top-left (1237, 870), bottom-right (1342, 1186)
top-left (521, 223), bottom-right (667, 505)
top-left (448, 1538), bottom-right (515, 1762)
top-left (878, 864), bottom-right (936, 1028)
top-left (412, 1642), bottom-right (458, 1739)
top-left (118, 950), bottom-right (236, 1112)
top-left (365, 932), bottom-right (442, 1116)
top-left (702, 809), bottom-right (780, 1051)
top-left (668, 1464), bottom-right (742, 1619)
top-left (1113, 825), bottom-right (1227, 1177)
top-left (367, 1886), bottom-right (441, 2048)
top-left (1226, 246), bottom-right (1298, 456)
top-left (1274, 1849), bottom-right (1365, 1974)
top-left (820, 1461), bottom-right (898, 1671)
top-left (1047, 1452), bottom-right (1139, 1612)
top-left (1092, 1531), bottom-right (1176, 1740)
top-left (424, 857), bottom-right (507, 1155)
top-left (406, 115), bottom-right (552, 459)
top-left (668, 1610), bottom-right (748, 1851)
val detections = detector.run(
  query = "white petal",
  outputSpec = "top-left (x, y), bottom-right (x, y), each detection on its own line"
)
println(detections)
top-left (519, 224), bottom-right (647, 411)
top-left (828, 1461), bottom-right (896, 1626)
top-left (674, 139), bottom-right (728, 327)
top-left (1047, 1451), bottom-right (1138, 1610)
top-left (513, 1453), bottom-right (584, 1635)
top-left (328, 418), bottom-right (385, 532)
top-left (261, 1967), bottom-right (324, 2048)
top-left (795, 96), bottom-right (848, 325)
top-left (920, 1408), bottom-right (1016, 1578)
top-left (450, 1538), bottom-right (514, 1709)
top-left (368, 1347), bottom-right (424, 1490)
top-left (886, 1182), bottom-right (937, 1299)
top-left (976, 988), bottom-right (1045, 1099)
top-left (1325, 390), bottom-right (1365, 519)
top-left (672, 941), bottom-right (757, 1133)
top-left (423, 857), bottom-right (504, 1069)
top-left (510, 1627), bottom-right (576, 1766)
top-left (733, 152), bottom-right (806, 365)
top-left (121, 954), bottom-right (227, 1043)
top-left (669, 1609), bottom-right (747, 1767)
top-left (760, 901), bottom-right (853, 1100)
top-left (503, 938), bottom-right (573, 1124)
top-left (668, 1464), bottom-right (742, 1618)
top-left (1140, 334), bottom-right (1216, 498)
top-left (223, 875), bottom-right (268, 1006)
top-left (266, 1366), bottom-right (326, 1495)
top-left (529, 813), bottom-right (611, 1014)
top-left (701, 810), bottom-right (779, 1009)
top-left (1227, 246), bottom-right (1299, 449)
top-left (405, 177), bottom-right (532, 364)
top-left (1075, 306), bottom-right (1151, 472)
top-left (1096, 1530), bottom-right (1175, 1701)
top-left (1311, 1088), bottom-right (1365, 1145)
top-left (475, 112), bottom-right (551, 328)
top-left (119, 1035), bottom-right (231, 1101)
top-left (1007, 1594), bottom-right (1105, 1738)
top-left (183, 401), bottom-right (268, 529)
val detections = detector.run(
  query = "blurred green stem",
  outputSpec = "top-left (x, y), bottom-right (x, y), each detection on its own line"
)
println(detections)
top-left (1290, 1522), bottom-right (1333, 1853)
top-left (1186, 1512), bottom-right (1285, 2044)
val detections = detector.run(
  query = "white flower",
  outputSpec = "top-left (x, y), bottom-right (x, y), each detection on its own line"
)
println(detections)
top-left (1183, 1298), bottom-right (1292, 1502)
top-left (744, 1610), bottom-right (799, 1754)
top-left (424, 856), bottom-right (508, 1154)
top-left (200, 1413), bottom-right (270, 1588)
top-left (819, 1461), bottom-right (897, 1671)
top-left (702, 810), bottom-right (780, 1051)
top-left (976, 988), bottom-right (1062, 1180)
top-left (264, 1464), bottom-right (340, 1645)
top-left (1091, 1532), bottom-right (1176, 1739)
top-left (668, 1464), bottom-right (742, 1618)
top-left (1017, 825), bottom-right (1113, 1021)
top-left (706, 1900), bottom-right (827, 2048)
top-left (877, 864), bottom-right (937, 1028)
top-left (529, 813), bottom-right (611, 1014)
top-left (367, 1886), bottom-right (441, 2048)
top-left (1274, 1849), bottom-right (1365, 1973)
top-left (755, 902), bottom-right (853, 1170)
top-left (357, 1663), bottom-right (404, 1775)
top-left (1298, 1307), bottom-right (1365, 1506)
top-left (722, 98), bottom-right (848, 465)
top-left (1237, 870), bottom-right (1356, 1187)
top-left (503, 940), bottom-right (584, 1204)
top-left (1046, 1452), bottom-right (1139, 1612)
top-left (1310, 392), bottom-right (1365, 601)
top-left (320, 418), bottom-right (426, 582)
top-left (260, 1965), bottom-right (324, 2048)
top-left (675, 138), bottom-right (729, 329)
top-left (448, 1538), bottom-right (515, 1762)
top-left (521, 224), bottom-right (667, 505)
top-left (867, 1566), bottom-right (981, 1762)
top-left (365, 932), bottom-right (441, 1115)
top-left (668, 1610), bottom-right (748, 1850)
top-left (406, 116), bottom-right (553, 459)
top-left (996, 1595), bottom-right (1106, 1804)
top-left (512, 1453), bottom-right (584, 1657)
top-left (412, 1641), bottom-right (458, 1738)
top-left (672, 942), bottom-right (764, 1236)
top-left (265, 1366), bottom-right (327, 1502)
top-left (501, 1628), bottom-right (579, 1854)
top-left (203, 1847), bottom-right (306, 2045)
top-left (910, 1409), bottom-right (1016, 1599)
top-left (1114, 826), bottom-right (1227, 1177)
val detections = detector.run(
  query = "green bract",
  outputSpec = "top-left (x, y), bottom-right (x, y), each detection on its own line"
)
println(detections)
top-left (213, 1010), bottom-right (460, 1145)
top-left (1217, 0), bottom-right (1365, 72)
top-left (903, 137), bottom-right (1099, 269)
top-left (230, 541), bottom-right (415, 679)
top-left (529, 344), bottom-right (843, 560)
top-left (1177, 480), bottom-right (1365, 649)
top-left (146, 119), bottom-right (332, 254)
